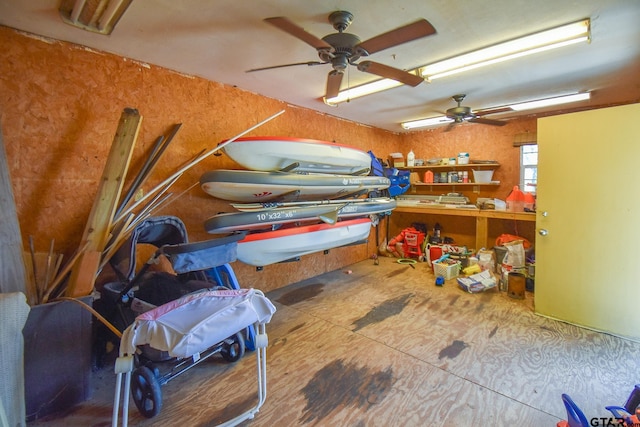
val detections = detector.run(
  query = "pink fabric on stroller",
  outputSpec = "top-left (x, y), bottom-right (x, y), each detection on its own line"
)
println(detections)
top-left (113, 288), bottom-right (276, 427)
top-left (119, 289), bottom-right (275, 359)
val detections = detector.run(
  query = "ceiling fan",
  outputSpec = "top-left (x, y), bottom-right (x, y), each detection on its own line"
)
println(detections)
top-left (444, 94), bottom-right (507, 131)
top-left (247, 11), bottom-right (437, 99)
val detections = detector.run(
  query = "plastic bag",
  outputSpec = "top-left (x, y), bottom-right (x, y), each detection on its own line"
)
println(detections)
top-left (496, 233), bottom-right (531, 249)
top-left (477, 249), bottom-right (495, 272)
top-left (503, 240), bottom-right (525, 269)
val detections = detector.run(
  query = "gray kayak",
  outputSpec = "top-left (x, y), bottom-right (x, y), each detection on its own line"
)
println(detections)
top-left (204, 197), bottom-right (396, 234)
top-left (200, 169), bottom-right (390, 202)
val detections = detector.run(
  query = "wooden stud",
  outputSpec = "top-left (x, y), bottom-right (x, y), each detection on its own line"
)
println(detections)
top-left (66, 108), bottom-right (141, 297)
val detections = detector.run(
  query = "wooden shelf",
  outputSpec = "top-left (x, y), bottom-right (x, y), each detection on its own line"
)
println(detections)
top-left (401, 162), bottom-right (500, 186)
top-left (412, 182), bottom-right (500, 187)
top-left (399, 162), bottom-right (500, 172)
top-left (394, 205), bottom-right (536, 222)
top-left (393, 205), bottom-right (535, 248)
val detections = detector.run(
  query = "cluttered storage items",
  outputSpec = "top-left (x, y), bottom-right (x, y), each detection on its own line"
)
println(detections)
top-left (380, 220), bottom-right (535, 299)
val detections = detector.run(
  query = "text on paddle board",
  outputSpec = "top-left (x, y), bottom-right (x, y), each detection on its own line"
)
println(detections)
top-left (255, 210), bottom-right (297, 221)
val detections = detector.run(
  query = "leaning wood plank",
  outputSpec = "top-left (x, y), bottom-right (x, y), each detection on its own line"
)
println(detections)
top-left (0, 121), bottom-right (29, 296)
top-left (66, 108), bottom-right (141, 297)
top-left (42, 241), bottom-right (89, 303)
top-left (115, 123), bottom-right (181, 217)
top-left (22, 253), bottom-right (37, 305)
top-left (113, 109), bottom-right (284, 224)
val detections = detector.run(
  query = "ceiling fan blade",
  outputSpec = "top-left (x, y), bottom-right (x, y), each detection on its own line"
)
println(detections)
top-left (326, 70), bottom-right (344, 99)
top-left (469, 117), bottom-right (507, 126)
top-left (356, 19), bottom-right (437, 55)
top-left (264, 17), bottom-right (333, 51)
top-left (357, 61), bottom-right (424, 86)
top-left (246, 61), bottom-right (327, 72)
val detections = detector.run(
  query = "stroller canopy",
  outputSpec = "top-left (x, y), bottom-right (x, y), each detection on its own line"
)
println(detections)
top-left (110, 216), bottom-right (189, 281)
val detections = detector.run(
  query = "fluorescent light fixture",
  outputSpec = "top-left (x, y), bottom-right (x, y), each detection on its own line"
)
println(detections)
top-left (509, 92), bottom-right (591, 111)
top-left (401, 116), bottom-right (453, 130)
top-left (400, 92), bottom-right (591, 130)
top-left (324, 79), bottom-right (403, 105)
top-left (421, 19), bottom-right (590, 80)
top-left (326, 19), bottom-right (590, 104)
top-left (59, 0), bottom-right (134, 35)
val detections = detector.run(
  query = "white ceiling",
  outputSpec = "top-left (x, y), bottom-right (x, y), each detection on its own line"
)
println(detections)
top-left (1, 0), bottom-right (639, 132)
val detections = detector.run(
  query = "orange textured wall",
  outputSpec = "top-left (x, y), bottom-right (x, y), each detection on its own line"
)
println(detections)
top-left (0, 26), bottom-right (533, 293)
top-left (0, 27), bottom-right (401, 292)
top-left (399, 117), bottom-right (537, 201)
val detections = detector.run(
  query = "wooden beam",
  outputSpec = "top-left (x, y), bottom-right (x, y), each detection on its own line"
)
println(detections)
top-left (66, 108), bottom-right (141, 297)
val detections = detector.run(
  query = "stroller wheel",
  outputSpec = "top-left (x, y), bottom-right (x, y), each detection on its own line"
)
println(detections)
top-left (221, 332), bottom-right (245, 363)
top-left (131, 366), bottom-right (162, 418)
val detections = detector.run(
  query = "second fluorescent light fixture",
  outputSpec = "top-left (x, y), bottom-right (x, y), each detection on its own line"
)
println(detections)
top-left (420, 19), bottom-right (590, 80)
top-left (509, 92), bottom-right (591, 110)
top-left (324, 79), bottom-right (403, 105)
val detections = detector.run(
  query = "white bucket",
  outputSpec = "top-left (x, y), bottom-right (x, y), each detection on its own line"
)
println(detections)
top-left (457, 152), bottom-right (470, 164)
top-left (472, 169), bottom-right (494, 183)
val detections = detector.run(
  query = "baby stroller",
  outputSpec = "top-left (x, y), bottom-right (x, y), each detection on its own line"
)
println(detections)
top-left (98, 216), bottom-right (275, 424)
top-left (99, 215), bottom-right (254, 346)
top-left (112, 288), bottom-right (276, 427)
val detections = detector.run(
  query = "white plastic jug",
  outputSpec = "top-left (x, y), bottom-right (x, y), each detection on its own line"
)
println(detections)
top-left (407, 150), bottom-right (415, 167)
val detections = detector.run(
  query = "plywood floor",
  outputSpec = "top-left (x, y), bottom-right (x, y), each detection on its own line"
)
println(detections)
top-left (29, 257), bottom-right (640, 426)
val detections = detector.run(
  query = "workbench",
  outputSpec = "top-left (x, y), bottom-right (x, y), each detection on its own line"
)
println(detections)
top-left (394, 205), bottom-right (536, 249)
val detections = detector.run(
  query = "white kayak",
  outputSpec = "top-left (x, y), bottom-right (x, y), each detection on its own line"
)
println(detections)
top-left (200, 170), bottom-right (390, 203)
top-left (221, 136), bottom-right (372, 175)
top-left (204, 197), bottom-right (396, 234)
top-left (236, 217), bottom-right (372, 266)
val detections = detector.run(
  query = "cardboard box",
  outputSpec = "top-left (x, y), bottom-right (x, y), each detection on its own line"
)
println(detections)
top-left (457, 270), bottom-right (497, 293)
top-left (388, 153), bottom-right (405, 168)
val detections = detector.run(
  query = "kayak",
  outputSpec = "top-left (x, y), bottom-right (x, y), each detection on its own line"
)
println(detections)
top-left (236, 218), bottom-right (372, 266)
top-left (200, 169), bottom-right (390, 202)
top-left (221, 136), bottom-right (371, 175)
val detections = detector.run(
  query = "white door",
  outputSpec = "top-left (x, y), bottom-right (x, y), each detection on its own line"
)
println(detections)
top-left (536, 103), bottom-right (640, 340)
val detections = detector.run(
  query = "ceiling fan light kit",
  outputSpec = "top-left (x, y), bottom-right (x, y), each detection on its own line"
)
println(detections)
top-left (401, 92), bottom-right (592, 130)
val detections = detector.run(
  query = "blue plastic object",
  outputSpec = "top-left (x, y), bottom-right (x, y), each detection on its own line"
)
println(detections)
top-left (385, 169), bottom-right (410, 197)
top-left (367, 151), bottom-right (385, 177)
top-left (367, 150), bottom-right (411, 197)
top-left (204, 264), bottom-right (256, 351)
top-left (624, 384), bottom-right (640, 414)
top-left (561, 394), bottom-right (589, 427)
top-left (435, 276), bottom-right (445, 286)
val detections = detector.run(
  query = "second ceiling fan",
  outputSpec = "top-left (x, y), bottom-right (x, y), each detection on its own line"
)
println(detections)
top-left (247, 11), bottom-right (437, 99)
top-left (444, 94), bottom-right (507, 131)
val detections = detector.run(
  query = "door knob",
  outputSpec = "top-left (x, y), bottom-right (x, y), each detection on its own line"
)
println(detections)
top-left (538, 229), bottom-right (548, 236)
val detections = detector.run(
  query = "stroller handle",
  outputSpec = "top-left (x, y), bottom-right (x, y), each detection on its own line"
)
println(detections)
top-left (161, 232), bottom-right (246, 256)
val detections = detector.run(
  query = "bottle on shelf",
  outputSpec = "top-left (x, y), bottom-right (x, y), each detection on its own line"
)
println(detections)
top-left (407, 149), bottom-right (415, 167)
top-left (506, 186), bottom-right (525, 212)
top-left (423, 170), bottom-right (434, 183)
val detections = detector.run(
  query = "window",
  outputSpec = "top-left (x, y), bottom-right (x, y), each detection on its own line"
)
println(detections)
top-left (520, 144), bottom-right (537, 194)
